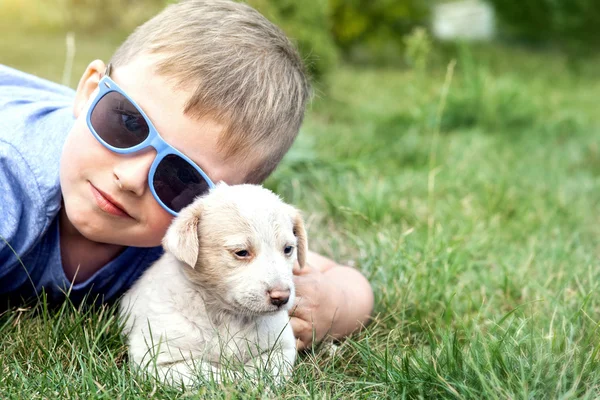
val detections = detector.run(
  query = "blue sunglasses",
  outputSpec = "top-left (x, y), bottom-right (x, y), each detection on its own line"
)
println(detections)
top-left (86, 64), bottom-right (215, 216)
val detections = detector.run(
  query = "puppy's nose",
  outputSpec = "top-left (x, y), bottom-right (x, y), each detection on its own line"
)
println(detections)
top-left (268, 288), bottom-right (290, 307)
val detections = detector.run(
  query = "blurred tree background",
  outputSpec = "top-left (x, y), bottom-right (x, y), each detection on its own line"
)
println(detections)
top-left (487, 0), bottom-right (600, 52)
top-left (1, 0), bottom-right (598, 81)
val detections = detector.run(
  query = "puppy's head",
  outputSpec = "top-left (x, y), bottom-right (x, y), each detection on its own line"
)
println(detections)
top-left (163, 183), bottom-right (307, 315)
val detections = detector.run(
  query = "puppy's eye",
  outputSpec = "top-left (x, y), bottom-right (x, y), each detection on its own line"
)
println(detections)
top-left (283, 245), bottom-right (294, 256)
top-left (234, 250), bottom-right (250, 258)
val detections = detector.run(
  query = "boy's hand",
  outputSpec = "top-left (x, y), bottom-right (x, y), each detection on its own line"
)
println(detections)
top-left (289, 251), bottom-right (374, 351)
top-left (289, 261), bottom-right (342, 351)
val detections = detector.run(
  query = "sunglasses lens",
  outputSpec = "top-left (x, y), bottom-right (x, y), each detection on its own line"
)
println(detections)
top-left (91, 91), bottom-right (150, 148)
top-left (153, 154), bottom-right (211, 213)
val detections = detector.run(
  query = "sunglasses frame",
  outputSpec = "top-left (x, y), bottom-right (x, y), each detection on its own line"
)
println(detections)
top-left (86, 65), bottom-right (215, 216)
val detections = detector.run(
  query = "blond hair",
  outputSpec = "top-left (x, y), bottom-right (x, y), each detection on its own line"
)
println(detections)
top-left (110, 0), bottom-right (311, 183)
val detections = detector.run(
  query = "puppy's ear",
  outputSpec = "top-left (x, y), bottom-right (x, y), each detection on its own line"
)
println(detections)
top-left (162, 201), bottom-right (203, 268)
top-left (291, 209), bottom-right (308, 268)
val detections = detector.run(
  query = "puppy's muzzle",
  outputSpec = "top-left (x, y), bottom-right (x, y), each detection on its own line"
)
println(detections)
top-left (268, 288), bottom-right (291, 307)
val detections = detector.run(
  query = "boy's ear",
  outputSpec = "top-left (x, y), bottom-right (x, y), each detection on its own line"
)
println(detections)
top-left (73, 60), bottom-right (106, 118)
top-left (162, 201), bottom-right (203, 268)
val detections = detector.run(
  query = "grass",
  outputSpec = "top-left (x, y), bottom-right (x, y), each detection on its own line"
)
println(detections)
top-left (2, 24), bottom-right (600, 398)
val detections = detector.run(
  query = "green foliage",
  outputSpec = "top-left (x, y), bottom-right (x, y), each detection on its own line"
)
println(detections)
top-left (489, 0), bottom-right (600, 52)
top-left (0, 0), bottom-right (339, 80)
top-left (0, 0), bottom-right (165, 33)
top-left (439, 45), bottom-right (540, 132)
top-left (245, 0), bottom-right (339, 80)
top-left (329, 0), bottom-right (430, 65)
top-left (61, 0), bottom-right (167, 32)
top-left (404, 27), bottom-right (433, 73)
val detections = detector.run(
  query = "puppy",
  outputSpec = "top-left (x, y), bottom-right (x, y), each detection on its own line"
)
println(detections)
top-left (119, 183), bottom-right (306, 386)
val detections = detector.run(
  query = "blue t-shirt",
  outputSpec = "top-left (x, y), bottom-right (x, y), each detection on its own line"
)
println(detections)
top-left (0, 64), bottom-right (163, 309)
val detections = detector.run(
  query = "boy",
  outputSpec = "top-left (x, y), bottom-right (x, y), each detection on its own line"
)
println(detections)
top-left (0, 0), bottom-right (373, 351)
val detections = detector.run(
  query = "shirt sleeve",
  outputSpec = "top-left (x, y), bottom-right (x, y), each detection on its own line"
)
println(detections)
top-left (0, 138), bottom-right (46, 279)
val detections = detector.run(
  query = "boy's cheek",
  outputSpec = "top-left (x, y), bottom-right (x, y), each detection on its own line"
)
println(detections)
top-left (60, 123), bottom-right (93, 196)
top-left (140, 207), bottom-right (174, 246)
top-left (61, 117), bottom-right (101, 169)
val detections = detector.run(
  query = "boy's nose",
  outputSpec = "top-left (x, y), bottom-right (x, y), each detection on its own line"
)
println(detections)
top-left (113, 148), bottom-right (156, 196)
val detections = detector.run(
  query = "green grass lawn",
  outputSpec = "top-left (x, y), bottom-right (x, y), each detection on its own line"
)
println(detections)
top-left (2, 26), bottom-right (600, 398)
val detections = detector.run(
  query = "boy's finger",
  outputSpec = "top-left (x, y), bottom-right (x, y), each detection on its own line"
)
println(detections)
top-left (290, 317), bottom-right (305, 350)
top-left (290, 317), bottom-right (311, 351)
top-left (292, 275), bottom-right (310, 292)
top-left (288, 300), bottom-right (309, 320)
top-left (293, 260), bottom-right (315, 275)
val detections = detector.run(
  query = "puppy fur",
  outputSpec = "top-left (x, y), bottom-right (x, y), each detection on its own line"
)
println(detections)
top-left (119, 183), bottom-right (307, 386)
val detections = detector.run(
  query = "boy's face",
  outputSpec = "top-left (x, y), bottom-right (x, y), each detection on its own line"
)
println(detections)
top-left (60, 57), bottom-right (251, 248)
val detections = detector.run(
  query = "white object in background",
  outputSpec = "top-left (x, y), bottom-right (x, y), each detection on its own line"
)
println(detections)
top-left (432, 0), bottom-right (495, 41)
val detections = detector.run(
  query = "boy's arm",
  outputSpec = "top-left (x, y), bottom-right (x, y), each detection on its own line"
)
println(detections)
top-left (0, 142), bottom-right (40, 272)
top-left (290, 251), bottom-right (374, 351)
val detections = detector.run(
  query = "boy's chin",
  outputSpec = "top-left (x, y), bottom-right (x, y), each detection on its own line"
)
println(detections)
top-left (62, 209), bottom-right (163, 248)
top-left (82, 226), bottom-right (163, 248)
top-left (84, 231), bottom-right (163, 248)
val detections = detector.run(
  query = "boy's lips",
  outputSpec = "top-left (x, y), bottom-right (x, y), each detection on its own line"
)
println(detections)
top-left (89, 183), bottom-right (133, 219)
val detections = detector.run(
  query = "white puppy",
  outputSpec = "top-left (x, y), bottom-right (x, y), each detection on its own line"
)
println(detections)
top-left (119, 183), bottom-right (306, 387)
